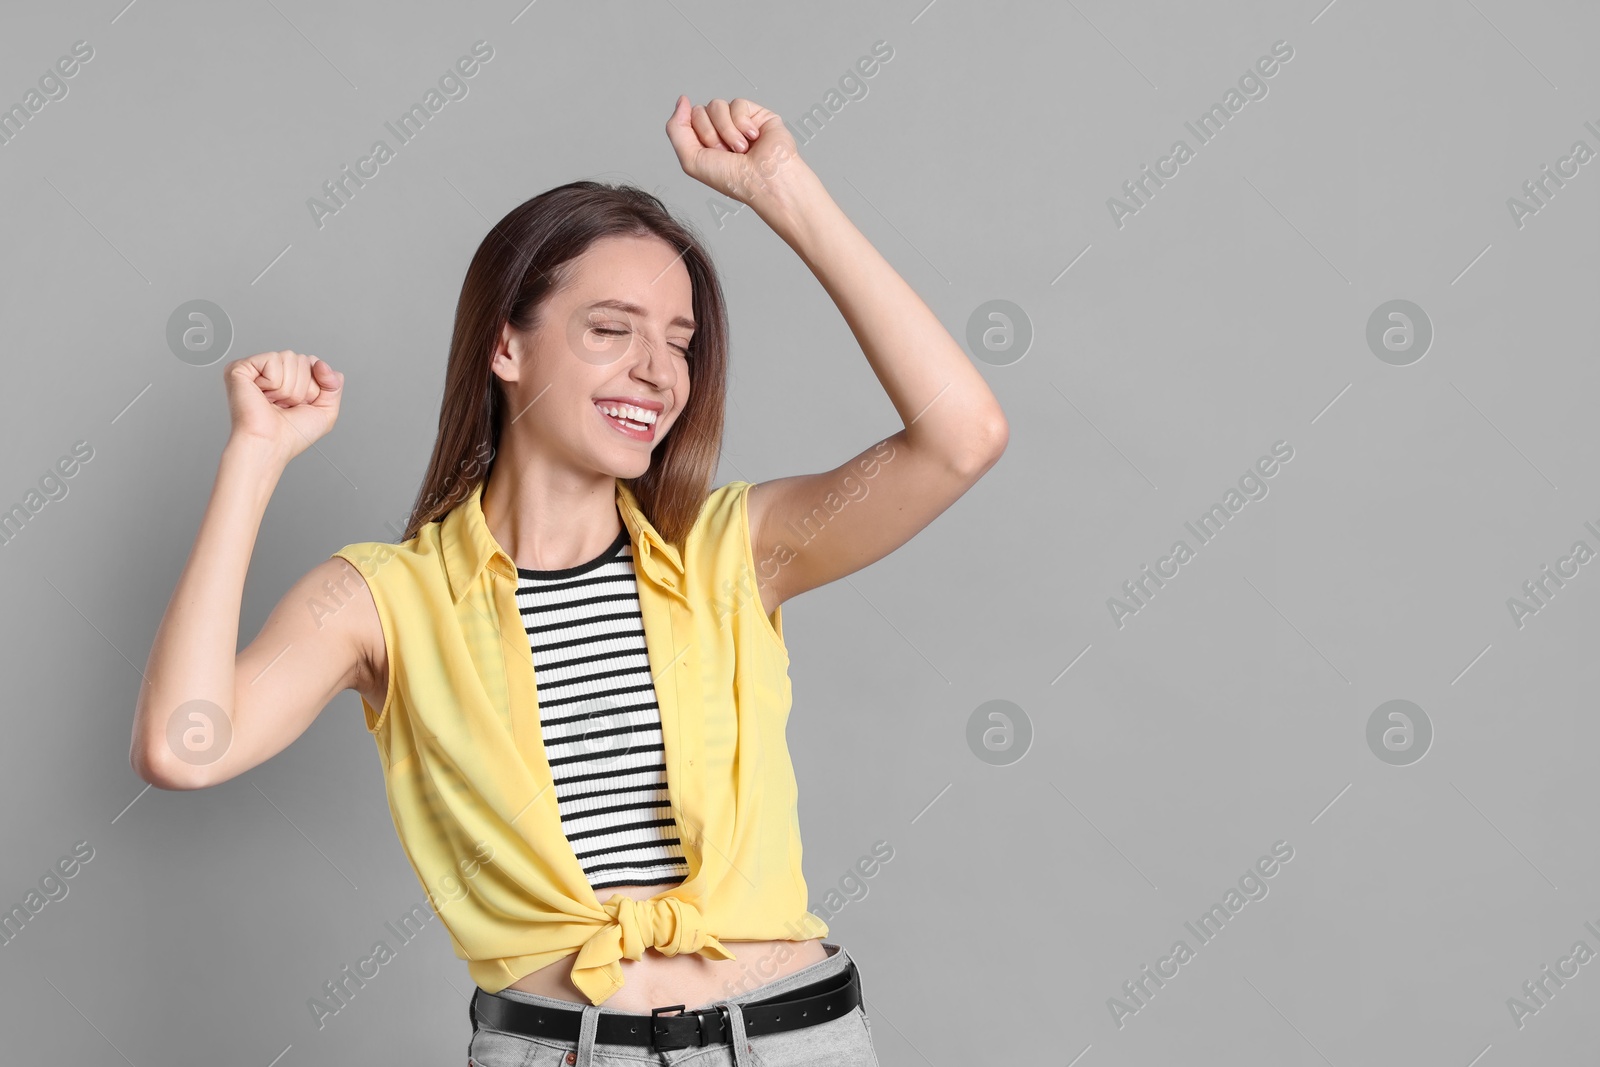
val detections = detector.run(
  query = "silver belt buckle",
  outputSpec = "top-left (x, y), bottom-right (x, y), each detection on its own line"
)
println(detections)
top-left (649, 1002), bottom-right (730, 1049)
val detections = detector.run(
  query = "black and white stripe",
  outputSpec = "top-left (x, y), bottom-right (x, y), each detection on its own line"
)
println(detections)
top-left (515, 526), bottom-right (689, 892)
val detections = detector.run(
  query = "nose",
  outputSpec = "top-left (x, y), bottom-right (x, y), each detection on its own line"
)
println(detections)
top-left (629, 332), bottom-right (679, 393)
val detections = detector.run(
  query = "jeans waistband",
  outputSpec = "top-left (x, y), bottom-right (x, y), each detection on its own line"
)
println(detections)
top-left (474, 941), bottom-right (858, 1067)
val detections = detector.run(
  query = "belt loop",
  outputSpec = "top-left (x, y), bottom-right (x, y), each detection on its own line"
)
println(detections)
top-left (842, 946), bottom-right (860, 997)
top-left (575, 1003), bottom-right (602, 1067)
top-left (715, 999), bottom-right (752, 1067)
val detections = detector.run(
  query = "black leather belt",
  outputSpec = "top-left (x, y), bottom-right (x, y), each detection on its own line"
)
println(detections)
top-left (471, 957), bottom-right (861, 1052)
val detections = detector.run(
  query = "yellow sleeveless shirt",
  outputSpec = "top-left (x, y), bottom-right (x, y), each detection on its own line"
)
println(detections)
top-left (330, 477), bottom-right (828, 1006)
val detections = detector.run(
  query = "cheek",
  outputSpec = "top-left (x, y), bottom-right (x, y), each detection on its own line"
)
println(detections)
top-left (661, 399), bottom-right (685, 435)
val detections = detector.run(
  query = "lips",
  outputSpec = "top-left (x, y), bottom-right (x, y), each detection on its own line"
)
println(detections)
top-left (594, 401), bottom-right (657, 441)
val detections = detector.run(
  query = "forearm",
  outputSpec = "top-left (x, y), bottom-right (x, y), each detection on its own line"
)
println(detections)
top-left (752, 162), bottom-right (1007, 466)
top-left (130, 436), bottom-right (285, 784)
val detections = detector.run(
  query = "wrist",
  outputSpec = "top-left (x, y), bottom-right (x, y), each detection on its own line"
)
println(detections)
top-left (222, 434), bottom-right (292, 476)
top-left (749, 157), bottom-right (826, 235)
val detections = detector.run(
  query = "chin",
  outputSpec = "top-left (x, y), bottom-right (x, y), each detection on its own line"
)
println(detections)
top-left (604, 455), bottom-right (652, 480)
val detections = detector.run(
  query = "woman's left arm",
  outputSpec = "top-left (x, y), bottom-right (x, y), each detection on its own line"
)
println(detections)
top-left (666, 96), bottom-right (1009, 614)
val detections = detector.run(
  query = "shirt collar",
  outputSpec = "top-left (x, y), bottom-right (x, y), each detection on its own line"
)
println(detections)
top-left (442, 478), bottom-right (684, 603)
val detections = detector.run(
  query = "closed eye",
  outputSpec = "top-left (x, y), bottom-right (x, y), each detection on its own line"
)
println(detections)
top-left (592, 327), bottom-right (691, 357)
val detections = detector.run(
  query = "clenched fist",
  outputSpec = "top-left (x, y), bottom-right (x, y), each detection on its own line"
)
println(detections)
top-left (224, 350), bottom-right (344, 465)
top-left (664, 95), bottom-right (804, 208)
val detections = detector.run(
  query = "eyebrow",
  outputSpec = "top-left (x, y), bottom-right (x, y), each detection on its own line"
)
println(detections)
top-left (586, 299), bottom-right (696, 333)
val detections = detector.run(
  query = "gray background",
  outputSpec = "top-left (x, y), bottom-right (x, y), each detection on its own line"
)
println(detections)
top-left (2, 0), bottom-right (1597, 1063)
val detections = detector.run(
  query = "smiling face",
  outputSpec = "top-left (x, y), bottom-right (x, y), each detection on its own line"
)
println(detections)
top-left (491, 233), bottom-right (696, 480)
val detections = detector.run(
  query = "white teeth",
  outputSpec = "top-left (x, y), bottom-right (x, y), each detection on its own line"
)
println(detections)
top-left (595, 402), bottom-right (657, 425)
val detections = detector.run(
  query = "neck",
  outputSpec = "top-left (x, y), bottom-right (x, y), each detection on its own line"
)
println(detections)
top-left (480, 452), bottom-right (624, 572)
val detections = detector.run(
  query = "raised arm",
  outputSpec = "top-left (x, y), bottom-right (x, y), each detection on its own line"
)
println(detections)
top-left (665, 96), bottom-right (1009, 614)
top-left (129, 352), bottom-right (371, 790)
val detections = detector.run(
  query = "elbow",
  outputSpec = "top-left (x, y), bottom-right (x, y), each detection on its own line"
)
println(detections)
top-left (130, 739), bottom-right (212, 791)
top-left (953, 412), bottom-right (1009, 476)
top-left (129, 743), bottom-right (177, 789)
top-left (984, 411), bottom-right (1010, 459)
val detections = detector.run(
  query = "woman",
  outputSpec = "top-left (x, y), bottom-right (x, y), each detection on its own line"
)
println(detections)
top-left (130, 95), bottom-right (1007, 1066)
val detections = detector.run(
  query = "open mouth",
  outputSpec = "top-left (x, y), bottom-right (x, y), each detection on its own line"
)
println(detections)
top-left (594, 401), bottom-right (658, 440)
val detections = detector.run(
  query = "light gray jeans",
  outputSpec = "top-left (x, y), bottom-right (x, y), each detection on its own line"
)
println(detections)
top-left (469, 941), bottom-right (878, 1067)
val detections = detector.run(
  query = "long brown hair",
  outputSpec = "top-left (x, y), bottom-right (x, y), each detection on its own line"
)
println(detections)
top-left (399, 181), bottom-right (729, 547)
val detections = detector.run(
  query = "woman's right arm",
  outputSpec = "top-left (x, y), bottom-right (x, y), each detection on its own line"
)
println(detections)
top-left (129, 351), bottom-right (372, 790)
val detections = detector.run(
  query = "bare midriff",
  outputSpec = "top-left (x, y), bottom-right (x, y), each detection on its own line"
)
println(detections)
top-left (502, 882), bottom-right (828, 1013)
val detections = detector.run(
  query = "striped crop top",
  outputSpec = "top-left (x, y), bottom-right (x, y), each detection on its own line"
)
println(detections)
top-left (514, 527), bottom-right (690, 893)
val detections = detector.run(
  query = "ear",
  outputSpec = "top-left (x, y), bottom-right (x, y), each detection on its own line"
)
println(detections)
top-left (489, 321), bottom-right (521, 384)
